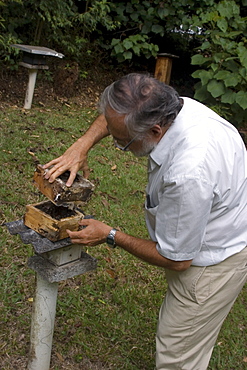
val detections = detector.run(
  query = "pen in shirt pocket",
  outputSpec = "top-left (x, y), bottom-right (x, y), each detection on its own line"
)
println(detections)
top-left (146, 194), bottom-right (151, 208)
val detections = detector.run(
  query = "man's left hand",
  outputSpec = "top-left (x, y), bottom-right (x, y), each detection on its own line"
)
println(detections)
top-left (66, 218), bottom-right (112, 246)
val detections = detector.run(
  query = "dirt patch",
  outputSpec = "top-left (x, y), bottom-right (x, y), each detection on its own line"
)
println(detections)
top-left (0, 354), bottom-right (111, 370)
top-left (0, 62), bottom-right (127, 110)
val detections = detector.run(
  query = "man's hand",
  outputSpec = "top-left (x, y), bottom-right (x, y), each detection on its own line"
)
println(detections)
top-left (66, 218), bottom-right (112, 246)
top-left (43, 114), bottom-right (109, 187)
top-left (43, 140), bottom-right (90, 186)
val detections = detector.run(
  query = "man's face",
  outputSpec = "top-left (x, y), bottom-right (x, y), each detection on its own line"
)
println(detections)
top-left (105, 108), bottom-right (157, 157)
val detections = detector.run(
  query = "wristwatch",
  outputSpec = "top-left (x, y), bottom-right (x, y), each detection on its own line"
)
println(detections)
top-left (106, 228), bottom-right (117, 248)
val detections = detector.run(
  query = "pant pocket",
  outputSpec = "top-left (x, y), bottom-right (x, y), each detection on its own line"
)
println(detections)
top-left (192, 263), bottom-right (247, 306)
top-left (190, 266), bottom-right (212, 304)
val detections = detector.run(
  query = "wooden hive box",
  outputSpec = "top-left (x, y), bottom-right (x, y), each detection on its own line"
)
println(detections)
top-left (24, 201), bottom-right (84, 242)
top-left (33, 165), bottom-right (94, 206)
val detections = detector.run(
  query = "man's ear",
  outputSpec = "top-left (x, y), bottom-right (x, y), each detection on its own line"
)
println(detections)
top-left (149, 124), bottom-right (163, 139)
top-left (149, 123), bottom-right (171, 141)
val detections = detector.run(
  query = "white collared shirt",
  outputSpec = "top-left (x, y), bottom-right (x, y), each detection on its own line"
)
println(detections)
top-left (145, 97), bottom-right (247, 266)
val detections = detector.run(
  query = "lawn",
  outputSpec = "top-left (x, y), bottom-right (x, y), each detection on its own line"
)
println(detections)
top-left (0, 103), bottom-right (246, 369)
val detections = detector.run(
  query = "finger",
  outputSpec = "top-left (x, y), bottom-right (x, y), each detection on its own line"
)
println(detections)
top-left (43, 164), bottom-right (60, 179)
top-left (42, 157), bottom-right (61, 170)
top-left (66, 170), bottom-right (77, 187)
top-left (66, 229), bottom-right (84, 239)
top-left (66, 230), bottom-right (87, 245)
top-left (70, 238), bottom-right (84, 244)
top-left (81, 159), bottom-right (90, 179)
top-left (83, 166), bottom-right (90, 179)
top-left (78, 218), bottom-right (91, 226)
top-left (45, 165), bottom-right (67, 182)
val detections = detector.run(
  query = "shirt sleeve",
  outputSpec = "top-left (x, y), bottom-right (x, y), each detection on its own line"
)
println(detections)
top-left (155, 176), bottom-right (215, 261)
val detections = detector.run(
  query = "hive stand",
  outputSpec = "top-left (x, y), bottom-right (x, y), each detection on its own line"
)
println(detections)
top-left (11, 44), bottom-right (64, 109)
top-left (5, 219), bottom-right (97, 370)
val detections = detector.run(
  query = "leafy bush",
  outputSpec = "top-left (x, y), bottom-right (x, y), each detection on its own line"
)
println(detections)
top-left (111, 34), bottom-right (159, 62)
top-left (0, 0), bottom-right (117, 68)
top-left (107, 0), bottom-right (216, 63)
top-left (0, 0), bottom-right (23, 68)
top-left (191, 0), bottom-right (247, 127)
top-left (108, 1), bottom-right (164, 62)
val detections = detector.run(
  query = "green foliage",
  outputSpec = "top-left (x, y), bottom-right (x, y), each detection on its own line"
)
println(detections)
top-left (111, 34), bottom-right (159, 62)
top-left (107, 0), bottom-right (191, 62)
top-left (0, 0), bottom-right (239, 71)
top-left (0, 32), bottom-right (22, 69)
top-left (191, 0), bottom-right (247, 127)
top-left (102, 0), bottom-right (225, 64)
top-left (0, 0), bottom-right (117, 67)
top-left (0, 0), bottom-right (23, 67)
top-left (76, 0), bottom-right (118, 35)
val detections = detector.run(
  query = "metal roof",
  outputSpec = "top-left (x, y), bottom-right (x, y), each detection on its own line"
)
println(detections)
top-left (11, 44), bottom-right (64, 58)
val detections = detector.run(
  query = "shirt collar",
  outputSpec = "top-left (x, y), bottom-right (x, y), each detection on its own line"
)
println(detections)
top-left (147, 99), bottom-right (185, 171)
top-left (148, 120), bottom-right (177, 171)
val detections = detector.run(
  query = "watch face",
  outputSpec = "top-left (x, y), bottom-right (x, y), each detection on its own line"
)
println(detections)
top-left (107, 229), bottom-right (117, 248)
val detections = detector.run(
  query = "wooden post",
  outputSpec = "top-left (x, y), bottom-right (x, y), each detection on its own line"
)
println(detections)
top-left (154, 53), bottom-right (179, 85)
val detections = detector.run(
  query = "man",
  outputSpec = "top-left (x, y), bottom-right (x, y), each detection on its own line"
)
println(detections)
top-left (43, 73), bottom-right (247, 369)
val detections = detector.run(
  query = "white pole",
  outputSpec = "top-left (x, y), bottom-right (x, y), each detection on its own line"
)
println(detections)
top-left (24, 69), bottom-right (38, 109)
top-left (28, 273), bottom-right (58, 370)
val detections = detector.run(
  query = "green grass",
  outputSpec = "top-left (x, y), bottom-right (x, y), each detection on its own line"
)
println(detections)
top-left (0, 104), bottom-right (246, 369)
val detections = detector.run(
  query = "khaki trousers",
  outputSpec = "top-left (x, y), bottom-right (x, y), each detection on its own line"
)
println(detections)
top-left (156, 247), bottom-right (247, 370)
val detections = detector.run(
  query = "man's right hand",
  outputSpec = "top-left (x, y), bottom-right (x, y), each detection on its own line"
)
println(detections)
top-left (42, 139), bottom-right (90, 187)
top-left (43, 114), bottom-right (109, 187)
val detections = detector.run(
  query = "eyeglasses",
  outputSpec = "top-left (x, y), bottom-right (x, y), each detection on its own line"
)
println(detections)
top-left (114, 134), bottom-right (138, 151)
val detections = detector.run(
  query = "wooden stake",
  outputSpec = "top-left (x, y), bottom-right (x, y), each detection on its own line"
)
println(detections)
top-left (154, 53), bottom-right (179, 85)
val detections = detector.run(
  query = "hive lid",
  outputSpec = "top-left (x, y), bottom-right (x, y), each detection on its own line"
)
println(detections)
top-left (11, 44), bottom-right (64, 58)
top-left (33, 165), bottom-right (95, 206)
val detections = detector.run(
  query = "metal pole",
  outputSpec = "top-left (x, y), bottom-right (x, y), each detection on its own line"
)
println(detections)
top-left (24, 69), bottom-right (38, 109)
top-left (28, 273), bottom-right (58, 370)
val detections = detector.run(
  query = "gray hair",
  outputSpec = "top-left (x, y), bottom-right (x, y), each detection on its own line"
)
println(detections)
top-left (99, 73), bottom-right (182, 137)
